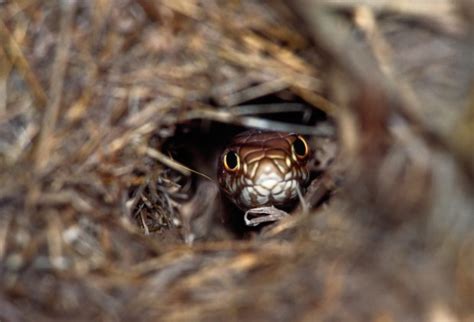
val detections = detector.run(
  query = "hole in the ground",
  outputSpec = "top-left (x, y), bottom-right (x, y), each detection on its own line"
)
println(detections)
top-left (130, 93), bottom-right (337, 241)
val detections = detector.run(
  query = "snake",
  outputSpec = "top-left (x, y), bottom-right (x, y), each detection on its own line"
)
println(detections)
top-left (217, 130), bottom-right (311, 210)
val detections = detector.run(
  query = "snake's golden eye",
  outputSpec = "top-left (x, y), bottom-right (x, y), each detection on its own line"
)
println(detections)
top-left (223, 151), bottom-right (240, 172)
top-left (292, 136), bottom-right (309, 159)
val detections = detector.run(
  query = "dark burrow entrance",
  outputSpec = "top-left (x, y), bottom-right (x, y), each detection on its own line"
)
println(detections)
top-left (129, 92), bottom-right (338, 242)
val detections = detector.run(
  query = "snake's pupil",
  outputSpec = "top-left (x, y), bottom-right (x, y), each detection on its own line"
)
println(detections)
top-left (293, 137), bottom-right (307, 157)
top-left (225, 151), bottom-right (238, 170)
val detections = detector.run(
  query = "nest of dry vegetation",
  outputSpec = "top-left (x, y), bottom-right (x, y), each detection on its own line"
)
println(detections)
top-left (1, 0), bottom-right (473, 321)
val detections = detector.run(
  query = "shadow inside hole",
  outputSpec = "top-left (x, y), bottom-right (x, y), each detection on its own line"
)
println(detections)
top-left (153, 96), bottom-right (331, 240)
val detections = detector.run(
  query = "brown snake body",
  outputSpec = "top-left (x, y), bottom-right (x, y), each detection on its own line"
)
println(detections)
top-left (217, 130), bottom-right (311, 210)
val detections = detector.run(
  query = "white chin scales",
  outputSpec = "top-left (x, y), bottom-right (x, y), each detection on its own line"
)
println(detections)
top-left (239, 174), bottom-right (299, 208)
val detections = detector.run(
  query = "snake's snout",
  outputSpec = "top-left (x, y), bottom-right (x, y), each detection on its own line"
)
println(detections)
top-left (236, 156), bottom-right (305, 209)
top-left (255, 161), bottom-right (285, 189)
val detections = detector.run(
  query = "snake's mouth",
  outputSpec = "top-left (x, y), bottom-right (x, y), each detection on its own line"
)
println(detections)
top-left (238, 172), bottom-right (301, 209)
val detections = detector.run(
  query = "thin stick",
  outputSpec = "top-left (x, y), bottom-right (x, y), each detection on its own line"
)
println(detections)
top-left (34, 0), bottom-right (77, 171)
top-left (184, 108), bottom-right (336, 137)
top-left (0, 18), bottom-right (47, 109)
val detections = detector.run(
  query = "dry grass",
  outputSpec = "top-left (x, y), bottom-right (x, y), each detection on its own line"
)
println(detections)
top-left (0, 0), bottom-right (473, 321)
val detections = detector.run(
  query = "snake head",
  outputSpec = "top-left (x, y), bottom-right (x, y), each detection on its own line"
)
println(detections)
top-left (217, 130), bottom-right (311, 210)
